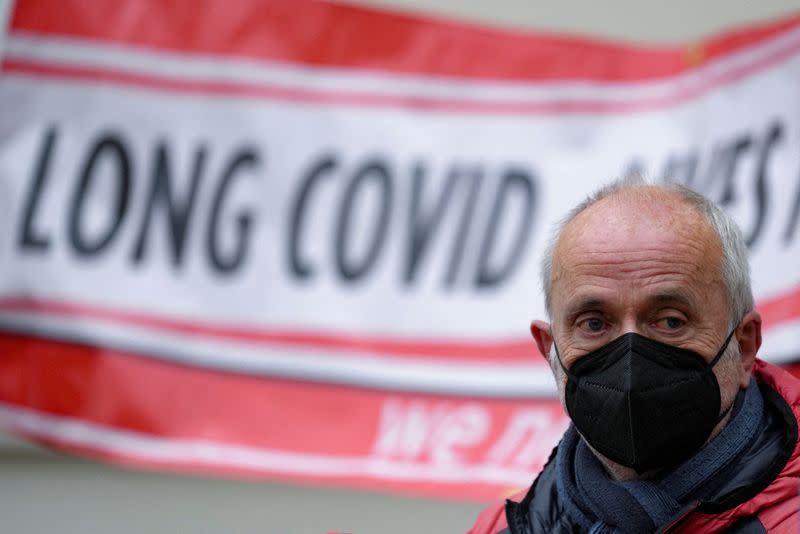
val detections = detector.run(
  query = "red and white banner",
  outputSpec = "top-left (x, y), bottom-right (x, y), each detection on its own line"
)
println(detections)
top-left (1, 0), bottom-right (799, 501)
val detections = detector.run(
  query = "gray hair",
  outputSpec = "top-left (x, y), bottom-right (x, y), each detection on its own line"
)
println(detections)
top-left (540, 176), bottom-right (753, 327)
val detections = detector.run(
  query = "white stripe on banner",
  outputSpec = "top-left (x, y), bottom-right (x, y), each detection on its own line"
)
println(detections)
top-left (6, 25), bottom-right (800, 105)
top-left (0, 402), bottom-right (533, 486)
top-left (0, 312), bottom-right (556, 398)
top-left (759, 319), bottom-right (800, 364)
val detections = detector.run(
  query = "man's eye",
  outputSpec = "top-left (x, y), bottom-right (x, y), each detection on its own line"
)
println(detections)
top-left (657, 317), bottom-right (686, 330)
top-left (581, 318), bottom-right (605, 332)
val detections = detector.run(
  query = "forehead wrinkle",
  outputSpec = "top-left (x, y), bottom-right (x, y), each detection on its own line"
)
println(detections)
top-left (560, 252), bottom-right (714, 288)
top-left (570, 251), bottom-right (706, 271)
top-left (566, 232), bottom-right (713, 269)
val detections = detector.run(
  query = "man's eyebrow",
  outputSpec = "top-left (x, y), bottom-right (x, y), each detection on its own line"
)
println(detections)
top-left (565, 297), bottom-right (608, 317)
top-left (647, 289), bottom-right (696, 308)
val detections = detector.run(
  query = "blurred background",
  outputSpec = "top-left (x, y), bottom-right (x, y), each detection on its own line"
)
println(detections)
top-left (2, 0), bottom-right (800, 532)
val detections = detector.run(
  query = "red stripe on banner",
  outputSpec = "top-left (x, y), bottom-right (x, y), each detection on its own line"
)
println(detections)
top-left (9, 0), bottom-right (800, 82)
top-left (758, 285), bottom-right (800, 330)
top-left (0, 333), bottom-right (566, 501)
top-left (5, 27), bottom-right (800, 115)
top-left (0, 332), bottom-right (391, 453)
top-left (0, 296), bottom-right (539, 362)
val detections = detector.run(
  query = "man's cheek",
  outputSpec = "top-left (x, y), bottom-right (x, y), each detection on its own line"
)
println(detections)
top-left (551, 369), bottom-right (569, 415)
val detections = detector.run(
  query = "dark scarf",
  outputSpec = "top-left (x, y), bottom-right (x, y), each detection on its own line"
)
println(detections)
top-left (555, 378), bottom-right (764, 534)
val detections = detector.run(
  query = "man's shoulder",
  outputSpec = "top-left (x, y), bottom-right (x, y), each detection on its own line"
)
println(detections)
top-left (467, 447), bottom-right (564, 534)
top-left (683, 359), bottom-right (800, 531)
top-left (754, 359), bottom-right (800, 406)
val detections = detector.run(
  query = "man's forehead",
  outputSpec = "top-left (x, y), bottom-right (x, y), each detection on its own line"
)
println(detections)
top-left (566, 188), bottom-right (705, 238)
top-left (558, 189), bottom-right (714, 251)
top-left (551, 189), bottom-right (723, 296)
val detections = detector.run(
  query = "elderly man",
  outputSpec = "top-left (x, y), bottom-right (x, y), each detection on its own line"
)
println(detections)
top-left (469, 180), bottom-right (800, 533)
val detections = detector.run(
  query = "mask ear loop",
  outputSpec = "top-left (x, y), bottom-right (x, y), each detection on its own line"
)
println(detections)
top-left (709, 325), bottom-right (741, 424)
top-left (708, 326), bottom-right (739, 368)
top-left (552, 340), bottom-right (571, 376)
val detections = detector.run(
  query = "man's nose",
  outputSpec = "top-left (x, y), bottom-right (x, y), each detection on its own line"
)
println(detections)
top-left (617, 319), bottom-right (642, 338)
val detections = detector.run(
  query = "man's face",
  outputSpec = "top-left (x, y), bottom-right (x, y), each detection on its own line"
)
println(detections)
top-left (550, 191), bottom-right (733, 372)
top-left (529, 188), bottom-right (762, 479)
top-left (538, 192), bottom-right (757, 421)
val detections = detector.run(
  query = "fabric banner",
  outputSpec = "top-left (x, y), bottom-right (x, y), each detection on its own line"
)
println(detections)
top-left (0, 0), bottom-right (799, 502)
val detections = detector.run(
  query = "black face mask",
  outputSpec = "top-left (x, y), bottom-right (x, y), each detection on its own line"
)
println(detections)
top-left (555, 329), bottom-right (737, 473)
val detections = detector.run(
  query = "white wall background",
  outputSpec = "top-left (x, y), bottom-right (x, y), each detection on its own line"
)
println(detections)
top-left (1, 1), bottom-right (798, 532)
top-left (346, 0), bottom-right (799, 43)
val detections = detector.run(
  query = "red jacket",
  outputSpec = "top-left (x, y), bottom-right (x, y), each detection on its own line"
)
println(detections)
top-left (468, 359), bottom-right (800, 533)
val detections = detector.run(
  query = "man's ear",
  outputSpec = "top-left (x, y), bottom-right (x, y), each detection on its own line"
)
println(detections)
top-left (736, 309), bottom-right (762, 389)
top-left (530, 320), bottom-right (553, 361)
